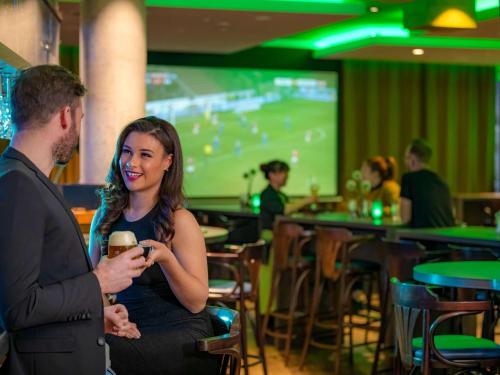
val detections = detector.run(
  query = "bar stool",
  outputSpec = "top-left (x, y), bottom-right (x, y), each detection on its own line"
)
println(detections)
top-left (299, 226), bottom-right (375, 375)
top-left (261, 221), bottom-right (313, 366)
top-left (207, 240), bottom-right (268, 375)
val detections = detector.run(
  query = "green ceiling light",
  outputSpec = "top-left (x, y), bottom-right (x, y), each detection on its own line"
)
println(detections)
top-left (404, 0), bottom-right (477, 29)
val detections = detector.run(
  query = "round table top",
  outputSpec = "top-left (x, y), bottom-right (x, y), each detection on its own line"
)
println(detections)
top-left (200, 225), bottom-right (229, 245)
top-left (413, 260), bottom-right (500, 291)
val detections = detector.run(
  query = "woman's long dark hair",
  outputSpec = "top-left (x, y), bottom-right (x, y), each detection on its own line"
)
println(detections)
top-left (95, 116), bottom-right (184, 243)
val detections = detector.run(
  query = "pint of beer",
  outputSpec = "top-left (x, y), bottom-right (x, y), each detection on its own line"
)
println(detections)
top-left (108, 231), bottom-right (138, 258)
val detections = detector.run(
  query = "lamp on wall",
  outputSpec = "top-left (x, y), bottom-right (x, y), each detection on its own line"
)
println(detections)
top-left (404, 0), bottom-right (477, 29)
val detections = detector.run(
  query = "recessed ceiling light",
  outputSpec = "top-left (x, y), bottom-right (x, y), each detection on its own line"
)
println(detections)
top-left (369, 6), bottom-right (379, 13)
top-left (412, 48), bottom-right (425, 55)
top-left (256, 15), bottom-right (272, 21)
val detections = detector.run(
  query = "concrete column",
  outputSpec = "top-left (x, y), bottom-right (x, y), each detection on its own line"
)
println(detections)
top-left (79, 0), bottom-right (146, 184)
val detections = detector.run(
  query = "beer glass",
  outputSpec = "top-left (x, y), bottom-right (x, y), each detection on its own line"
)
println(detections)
top-left (108, 231), bottom-right (138, 258)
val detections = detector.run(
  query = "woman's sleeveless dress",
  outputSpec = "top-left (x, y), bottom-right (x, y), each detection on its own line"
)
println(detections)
top-left (105, 208), bottom-right (217, 375)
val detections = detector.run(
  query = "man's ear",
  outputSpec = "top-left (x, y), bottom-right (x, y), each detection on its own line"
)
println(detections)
top-left (59, 106), bottom-right (71, 130)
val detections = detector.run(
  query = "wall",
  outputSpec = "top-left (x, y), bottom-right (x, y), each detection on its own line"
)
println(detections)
top-left (0, 0), bottom-right (59, 68)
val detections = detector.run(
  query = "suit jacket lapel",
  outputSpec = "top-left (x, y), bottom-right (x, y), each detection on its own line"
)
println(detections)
top-left (2, 148), bottom-right (93, 270)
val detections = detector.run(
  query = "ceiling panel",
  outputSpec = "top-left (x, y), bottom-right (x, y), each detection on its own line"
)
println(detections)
top-left (59, 3), bottom-right (350, 53)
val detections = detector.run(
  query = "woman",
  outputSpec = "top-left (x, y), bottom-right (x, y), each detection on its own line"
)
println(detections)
top-left (88, 116), bottom-right (216, 375)
top-left (259, 160), bottom-right (316, 231)
top-left (361, 156), bottom-right (400, 216)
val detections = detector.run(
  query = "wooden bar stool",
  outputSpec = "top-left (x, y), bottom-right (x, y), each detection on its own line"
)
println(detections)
top-left (207, 240), bottom-right (268, 375)
top-left (299, 226), bottom-right (375, 375)
top-left (261, 221), bottom-right (313, 366)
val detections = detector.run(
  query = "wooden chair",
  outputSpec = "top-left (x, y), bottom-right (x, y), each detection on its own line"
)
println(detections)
top-left (261, 221), bottom-right (313, 366)
top-left (207, 240), bottom-right (267, 375)
top-left (366, 240), bottom-right (425, 375)
top-left (198, 306), bottom-right (242, 375)
top-left (391, 278), bottom-right (500, 375)
top-left (298, 226), bottom-right (376, 375)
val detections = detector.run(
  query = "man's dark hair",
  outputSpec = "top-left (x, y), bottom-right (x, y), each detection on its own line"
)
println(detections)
top-left (408, 138), bottom-right (432, 163)
top-left (11, 65), bottom-right (86, 130)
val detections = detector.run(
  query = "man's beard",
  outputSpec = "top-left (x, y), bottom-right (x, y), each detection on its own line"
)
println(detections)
top-left (52, 115), bottom-right (79, 166)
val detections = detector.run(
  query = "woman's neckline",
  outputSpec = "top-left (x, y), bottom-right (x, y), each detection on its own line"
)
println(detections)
top-left (123, 204), bottom-right (158, 223)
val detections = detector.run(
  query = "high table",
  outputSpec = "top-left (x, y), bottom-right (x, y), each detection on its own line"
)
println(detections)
top-left (72, 208), bottom-right (228, 246)
top-left (278, 212), bottom-right (402, 238)
top-left (413, 260), bottom-right (500, 291)
top-left (396, 226), bottom-right (500, 250)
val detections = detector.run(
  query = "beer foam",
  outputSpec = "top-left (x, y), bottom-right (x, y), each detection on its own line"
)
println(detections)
top-left (109, 231), bottom-right (137, 247)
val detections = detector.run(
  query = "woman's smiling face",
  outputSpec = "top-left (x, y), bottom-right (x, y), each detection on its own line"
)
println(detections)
top-left (119, 131), bottom-right (172, 194)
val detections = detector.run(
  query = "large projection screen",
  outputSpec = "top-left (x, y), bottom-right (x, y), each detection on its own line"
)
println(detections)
top-left (146, 65), bottom-right (338, 198)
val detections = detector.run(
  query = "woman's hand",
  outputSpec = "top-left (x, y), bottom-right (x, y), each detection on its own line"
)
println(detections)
top-left (140, 239), bottom-right (174, 267)
top-left (104, 304), bottom-right (141, 339)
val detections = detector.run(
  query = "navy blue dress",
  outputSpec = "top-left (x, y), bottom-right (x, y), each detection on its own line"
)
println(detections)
top-left (105, 208), bottom-right (217, 375)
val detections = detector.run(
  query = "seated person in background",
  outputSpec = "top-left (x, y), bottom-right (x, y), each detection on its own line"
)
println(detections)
top-left (361, 156), bottom-right (400, 216)
top-left (259, 160), bottom-right (316, 231)
top-left (89, 116), bottom-right (217, 375)
top-left (400, 139), bottom-right (454, 228)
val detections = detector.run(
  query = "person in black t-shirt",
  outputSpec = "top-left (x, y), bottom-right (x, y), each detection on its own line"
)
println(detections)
top-left (400, 139), bottom-right (455, 228)
top-left (259, 160), bottom-right (316, 230)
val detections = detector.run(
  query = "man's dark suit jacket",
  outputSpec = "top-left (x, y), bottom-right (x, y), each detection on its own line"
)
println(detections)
top-left (0, 147), bottom-right (105, 375)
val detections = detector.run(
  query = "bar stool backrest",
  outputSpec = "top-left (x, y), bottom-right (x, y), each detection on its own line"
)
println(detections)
top-left (314, 227), bottom-right (351, 281)
top-left (239, 240), bottom-right (266, 301)
top-left (271, 222), bottom-right (305, 272)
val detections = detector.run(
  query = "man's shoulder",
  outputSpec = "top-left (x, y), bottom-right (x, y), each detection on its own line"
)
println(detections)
top-left (0, 157), bottom-right (35, 183)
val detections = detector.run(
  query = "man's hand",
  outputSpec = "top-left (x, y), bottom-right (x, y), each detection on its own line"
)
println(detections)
top-left (104, 304), bottom-right (141, 339)
top-left (93, 247), bottom-right (146, 294)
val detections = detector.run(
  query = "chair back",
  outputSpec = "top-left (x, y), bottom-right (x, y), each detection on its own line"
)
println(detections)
top-left (391, 277), bottom-right (493, 371)
top-left (314, 226), bottom-right (351, 281)
top-left (271, 221), bottom-right (307, 271)
top-left (391, 278), bottom-right (439, 369)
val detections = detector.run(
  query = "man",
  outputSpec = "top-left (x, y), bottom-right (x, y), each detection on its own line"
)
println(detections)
top-left (0, 65), bottom-right (146, 375)
top-left (400, 138), bottom-right (454, 228)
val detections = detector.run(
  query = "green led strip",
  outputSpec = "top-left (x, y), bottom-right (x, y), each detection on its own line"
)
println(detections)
top-left (263, 8), bottom-right (411, 50)
top-left (313, 35), bottom-right (500, 57)
top-left (144, 0), bottom-right (365, 14)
